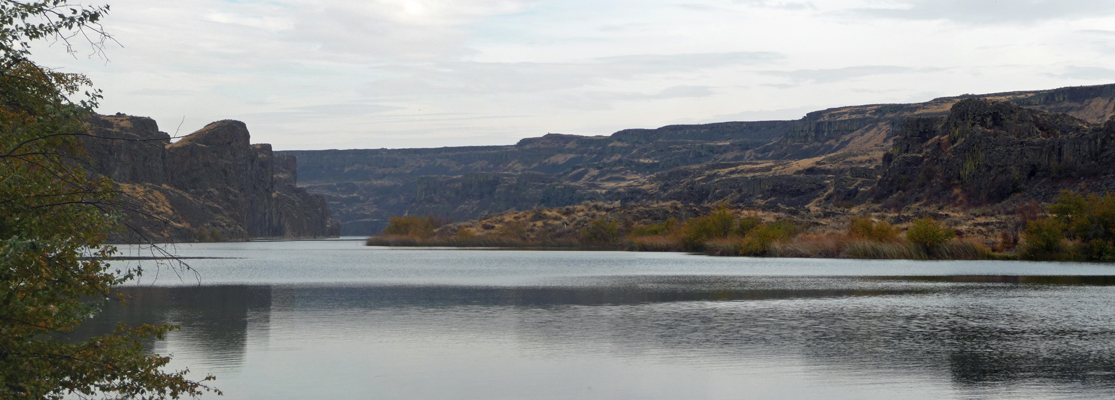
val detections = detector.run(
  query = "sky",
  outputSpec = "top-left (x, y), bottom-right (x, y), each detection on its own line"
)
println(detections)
top-left (38, 0), bottom-right (1115, 150)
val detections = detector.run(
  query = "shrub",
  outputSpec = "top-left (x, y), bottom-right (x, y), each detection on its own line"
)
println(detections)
top-left (496, 220), bottom-right (528, 239)
top-left (1080, 239), bottom-right (1115, 261)
top-left (382, 215), bottom-right (448, 239)
top-left (1047, 191), bottom-right (1115, 261)
top-left (678, 206), bottom-right (763, 252)
top-left (906, 217), bottom-right (954, 250)
top-left (848, 216), bottom-right (899, 243)
top-left (629, 218), bottom-right (678, 237)
top-left (737, 221), bottom-right (799, 256)
top-left (679, 207), bottom-right (737, 251)
top-left (580, 217), bottom-right (622, 246)
top-left (1020, 217), bottom-right (1068, 261)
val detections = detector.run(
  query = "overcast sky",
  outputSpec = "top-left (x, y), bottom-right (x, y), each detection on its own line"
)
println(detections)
top-left (39, 0), bottom-right (1115, 150)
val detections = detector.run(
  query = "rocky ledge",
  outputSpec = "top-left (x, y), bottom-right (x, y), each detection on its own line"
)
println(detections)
top-left (81, 114), bottom-right (340, 243)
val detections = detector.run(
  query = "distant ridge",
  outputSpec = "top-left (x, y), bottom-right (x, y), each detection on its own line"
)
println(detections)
top-left (280, 83), bottom-right (1115, 235)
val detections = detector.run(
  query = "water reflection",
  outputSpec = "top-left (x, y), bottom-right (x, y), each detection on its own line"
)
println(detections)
top-left (75, 286), bottom-right (271, 371)
top-left (79, 275), bottom-right (1115, 399)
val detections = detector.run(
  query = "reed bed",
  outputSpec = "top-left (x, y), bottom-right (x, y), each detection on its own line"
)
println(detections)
top-left (840, 240), bottom-right (927, 260)
top-left (931, 240), bottom-right (994, 260)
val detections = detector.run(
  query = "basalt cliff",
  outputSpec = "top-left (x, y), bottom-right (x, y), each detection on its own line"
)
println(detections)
top-left (281, 84), bottom-right (1115, 235)
top-left (82, 114), bottom-right (340, 243)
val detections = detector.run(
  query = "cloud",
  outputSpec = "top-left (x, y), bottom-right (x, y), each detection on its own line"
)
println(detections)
top-left (366, 52), bottom-right (782, 98)
top-left (1052, 66), bottom-right (1115, 81)
top-left (850, 0), bottom-right (1115, 24)
top-left (760, 66), bottom-right (917, 84)
top-left (734, 1), bottom-right (816, 11)
top-left (597, 52), bottom-right (783, 70)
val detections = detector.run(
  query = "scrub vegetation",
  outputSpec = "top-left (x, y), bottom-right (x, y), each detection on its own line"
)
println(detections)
top-left (367, 202), bottom-right (1008, 260)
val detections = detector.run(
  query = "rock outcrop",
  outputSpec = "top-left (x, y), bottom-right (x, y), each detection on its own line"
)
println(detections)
top-left (82, 114), bottom-right (340, 242)
top-left (873, 99), bottom-right (1115, 207)
top-left (281, 83), bottom-right (1115, 235)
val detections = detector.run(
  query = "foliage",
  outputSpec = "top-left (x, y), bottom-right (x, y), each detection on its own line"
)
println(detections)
top-left (738, 220), bottom-right (799, 256)
top-left (1, 1), bottom-right (216, 398)
top-left (381, 215), bottom-right (447, 239)
top-left (847, 216), bottom-right (899, 243)
top-left (905, 217), bottom-right (955, 250)
top-left (1019, 217), bottom-right (1069, 261)
top-left (678, 206), bottom-right (759, 251)
top-left (579, 217), bottom-right (621, 246)
top-left (495, 220), bottom-right (527, 239)
top-left (1048, 191), bottom-right (1115, 261)
top-left (628, 218), bottom-right (677, 237)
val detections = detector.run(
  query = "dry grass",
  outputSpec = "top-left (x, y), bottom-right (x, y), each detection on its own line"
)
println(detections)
top-left (631, 235), bottom-right (683, 252)
top-left (840, 240), bottom-right (927, 260)
top-left (768, 234), bottom-right (848, 258)
top-left (703, 238), bottom-right (743, 256)
top-left (932, 239), bottom-right (994, 260)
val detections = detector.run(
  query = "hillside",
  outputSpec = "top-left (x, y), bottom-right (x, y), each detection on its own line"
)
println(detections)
top-left (282, 84), bottom-right (1115, 235)
top-left (82, 114), bottom-right (340, 243)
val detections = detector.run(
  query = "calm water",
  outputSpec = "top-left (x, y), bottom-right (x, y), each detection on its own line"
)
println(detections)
top-left (77, 239), bottom-right (1115, 399)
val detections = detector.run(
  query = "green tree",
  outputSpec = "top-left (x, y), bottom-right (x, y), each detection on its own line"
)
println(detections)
top-left (1, 1), bottom-right (217, 398)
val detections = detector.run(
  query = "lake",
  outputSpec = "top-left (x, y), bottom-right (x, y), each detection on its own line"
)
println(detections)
top-left (78, 239), bottom-right (1115, 399)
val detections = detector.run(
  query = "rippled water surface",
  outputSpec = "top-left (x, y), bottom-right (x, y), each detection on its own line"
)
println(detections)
top-left (79, 239), bottom-right (1115, 399)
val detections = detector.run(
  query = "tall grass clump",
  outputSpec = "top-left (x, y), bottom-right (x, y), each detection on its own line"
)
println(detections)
top-left (934, 240), bottom-right (994, 260)
top-left (840, 240), bottom-right (926, 259)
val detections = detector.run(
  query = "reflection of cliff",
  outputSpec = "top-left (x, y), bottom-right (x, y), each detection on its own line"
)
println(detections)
top-left (263, 279), bottom-right (1115, 389)
top-left (71, 286), bottom-right (272, 371)
top-left (81, 115), bottom-right (340, 242)
top-left (74, 278), bottom-right (1115, 391)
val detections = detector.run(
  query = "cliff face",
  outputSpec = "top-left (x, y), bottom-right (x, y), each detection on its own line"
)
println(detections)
top-left (874, 99), bottom-right (1115, 206)
top-left (82, 114), bottom-right (340, 242)
top-left (281, 83), bottom-right (1115, 235)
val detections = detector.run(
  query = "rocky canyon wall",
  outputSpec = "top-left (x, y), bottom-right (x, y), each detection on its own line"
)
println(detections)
top-left (81, 114), bottom-right (340, 243)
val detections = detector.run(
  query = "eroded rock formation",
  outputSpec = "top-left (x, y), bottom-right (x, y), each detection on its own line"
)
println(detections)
top-left (284, 84), bottom-right (1115, 235)
top-left (82, 114), bottom-right (340, 242)
top-left (874, 98), bottom-right (1115, 206)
